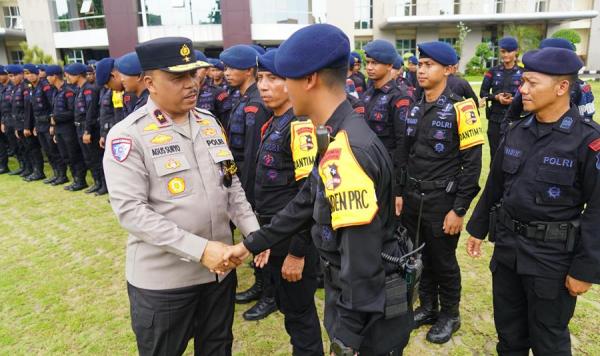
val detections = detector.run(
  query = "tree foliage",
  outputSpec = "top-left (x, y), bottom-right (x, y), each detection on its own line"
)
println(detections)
top-left (19, 42), bottom-right (56, 64)
top-left (551, 29), bottom-right (581, 45)
top-left (465, 43), bottom-right (493, 76)
top-left (455, 21), bottom-right (471, 57)
top-left (504, 25), bottom-right (542, 52)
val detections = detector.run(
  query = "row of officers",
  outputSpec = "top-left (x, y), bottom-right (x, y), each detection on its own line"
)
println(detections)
top-left (1, 29), bottom-right (598, 355)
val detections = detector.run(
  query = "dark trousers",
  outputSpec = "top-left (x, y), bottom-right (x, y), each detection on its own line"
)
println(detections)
top-left (0, 130), bottom-right (8, 167)
top-left (55, 126), bottom-right (86, 180)
top-left (487, 119), bottom-right (502, 163)
top-left (37, 129), bottom-right (66, 173)
top-left (491, 259), bottom-right (576, 356)
top-left (265, 249), bottom-right (323, 356)
top-left (4, 124), bottom-right (21, 163)
top-left (128, 272), bottom-right (237, 356)
top-left (76, 125), bottom-right (103, 181)
top-left (24, 134), bottom-right (44, 172)
top-left (15, 129), bottom-right (32, 171)
top-left (402, 208), bottom-right (461, 314)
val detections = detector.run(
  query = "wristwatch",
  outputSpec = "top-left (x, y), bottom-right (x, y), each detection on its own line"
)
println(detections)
top-left (453, 207), bottom-right (467, 217)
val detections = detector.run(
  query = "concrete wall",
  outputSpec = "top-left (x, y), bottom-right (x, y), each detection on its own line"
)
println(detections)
top-left (587, 0), bottom-right (600, 69)
top-left (326, 0), bottom-right (355, 47)
top-left (17, 0), bottom-right (57, 60)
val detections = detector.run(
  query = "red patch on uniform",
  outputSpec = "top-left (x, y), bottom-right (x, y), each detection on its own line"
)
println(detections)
top-left (461, 104), bottom-right (475, 112)
top-left (354, 106), bottom-right (365, 114)
top-left (261, 116), bottom-right (274, 139)
top-left (65, 92), bottom-right (74, 98)
top-left (395, 98), bottom-right (410, 108)
top-left (244, 106), bottom-right (259, 114)
top-left (216, 92), bottom-right (228, 101)
top-left (83, 89), bottom-right (92, 95)
top-left (583, 84), bottom-right (591, 93)
top-left (356, 87), bottom-right (363, 93)
top-left (43, 85), bottom-right (51, 92)
top-left (589, 138), bottom-right (600, 151)
top-left (485, 71), bottom-right (493, 78)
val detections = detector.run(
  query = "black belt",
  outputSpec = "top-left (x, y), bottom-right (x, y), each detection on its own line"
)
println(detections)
top-left (498, 208), bottom-right (579, 245)
top-left (407, 176), bottom-right (455, 192)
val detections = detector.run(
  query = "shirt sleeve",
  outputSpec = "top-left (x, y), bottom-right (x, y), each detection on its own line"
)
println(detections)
top-left (480, 70), bottom-right (494, 100)
top-left (240, 102), bottom-right (271, 207)
top-left (454, 143), bottom-right (483, 211)
top-left (226, 173), bottom-right (260, 238)
top-left (84, 86), bottom-right (100, 133)
top-left (391, 95), bottom-right (412, 196)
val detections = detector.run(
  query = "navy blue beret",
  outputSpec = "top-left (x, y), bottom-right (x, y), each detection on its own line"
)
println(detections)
top-left (364, 40), bottom-right (397, 64)
top-left (64, 63), bottom-right (87, 75)
top-left (193, 50), bottom-right (211, 67)
top-left (220, 45), bottom-right (258, 70)
top-left (540, 38), bottom-right (575, 51)
top-left (408, 56), bottom-right (418, 65)
top-left (275, 24), bottom-right (350, 79)
top-left (351, 51), bottom-right (362, 63)
top-left (115, 52), bottom-right (142, 76)
top-left (6, 64), bottom-right (23, 74)
top-left (207, 58), bottom-right (224, 71)
top-left (257, 49), bottom-right (282, 77)
top-left (95, 58), bottom-right (115, 86)
top-left (251, 44), bottom-right (266, 55)
top-left (418, 41), bottom-right (458, 66)
top-left (86, 65), bottom-right (95, 73)
top-left (87, 59), bottom-right (97, 66)
top-left (523, 48), bottom-right (583, 75)
top-left (38, 64), bottom-right (47, 72)
top-left (45, 65), bottom-right (63, 76)
top-left (499, 37), bottom-right (518, 51)
top-left (392, 56), bottom-right (403, 69)
top-left (0, 65), bottom-right (6, 74)
top-left (23, 64), bottom-right (39, 74)
top-left (348, 55), bottom-right (356, 68)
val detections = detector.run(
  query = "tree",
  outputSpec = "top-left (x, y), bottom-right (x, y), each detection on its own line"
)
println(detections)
top-left (465, 42), bottom-right (493, 76)
top-left (19, 42), bottom-right (56, 64)
top-left (551, 29), bottom-right (581, 45)
top-left (455, 21), bottom-right (471, 57)
top-left (504, 25), bottom-right (542, 52)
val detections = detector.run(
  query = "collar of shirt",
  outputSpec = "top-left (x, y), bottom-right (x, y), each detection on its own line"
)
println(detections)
top-left (522, 105), bottom-right (580, 138)
top-left (324, 100), bottom-right (354, 137)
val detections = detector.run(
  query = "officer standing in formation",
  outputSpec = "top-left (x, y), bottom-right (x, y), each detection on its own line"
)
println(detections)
top-left (480, 36), bottom-right (523, 160)
top-left (104, 36), bottom-right (260, 355)
top-left (405, 55), bottom-right (419, 89)
top-left (349, 51), bottom-right (367, 96)
top-left (466, 47), bottom-right (599, 355)
top-left (94, 57), bottom-right (126, 150)
top-left (224, 23), bottom-right (414, 356)
top-left (207, 58), bottom-right (228, 91)
top-left (194, 50), bottom-right (232, 127)
top-left (446, 60), bottom-right (479, 107)
top-left (397, 41), bottom-right (483, 344)
top-left (0, 65), bottom-right (11, 174)
top-left (116, 52), bottom-right (149, 114)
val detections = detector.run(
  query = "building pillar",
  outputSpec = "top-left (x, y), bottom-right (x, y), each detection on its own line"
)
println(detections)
top-left (221, 0), bottom-right (252, 48)
top-left (326, 0), bottom-right (355, 47)
top-left (103, 0), bottom-right (138, 57)
top-left (17, 0), bottom-right (58, 60)
top-left (586, 0), bottom-right (600, 69)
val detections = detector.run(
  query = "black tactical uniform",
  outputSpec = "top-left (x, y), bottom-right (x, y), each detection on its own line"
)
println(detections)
top-left (346, 94), bottom-right (365, 118)
top-left (447, 74), bottom-right (479, 107)
top-left (74, 81), bottom-right (102, 193)
top-left (349, 71), bottom-right (367, 98)
top-left (197, 80), bottom-right (232, 128)
top-left (467, 106), bottom-right (600, 354)
top-left (122, 91), bottom-right (137, 118)
top-left (52, 82), bottom-right (87, 190)
top-left (398, 86), bottom-right (482, 341)
top-left (480, 64), bottom-right (522, 159)
top-left (133, 89), bottom-right (149, 112)
top-left (12, 81), bottom-right (41, 178)
top-left (28, 78), bottom-right (67, 183)
top-left (0, 82), bottom-right (13, 173)
top-left (244, 101), bottom-right (414, 355)
top-left (253, 108), bottom-right (323, 354)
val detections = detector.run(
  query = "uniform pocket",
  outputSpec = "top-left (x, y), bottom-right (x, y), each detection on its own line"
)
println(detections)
top-left (502, 156), bottom-right (521, 174)
top-left (534, 167), bottom-right (575, 206)
top-left (131, 304), bottom-right (155, 349)
top-left (533, 277), bottom-right (575, 327)
top-left (160, 170), bottom-right (194, 200)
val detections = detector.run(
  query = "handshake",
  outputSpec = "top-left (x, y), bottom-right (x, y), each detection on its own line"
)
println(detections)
top-left (200, 240), bottom-right (261, 274)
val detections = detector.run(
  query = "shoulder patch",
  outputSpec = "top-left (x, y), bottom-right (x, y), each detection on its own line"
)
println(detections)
top-left (589, 138), bottom-right (600, 152)
top-left (65, 91), bottom-right (74, 98)
top-left (354, 106), bottom-right (365, 114)
top-left (454, 98), bottom-right (485, 150)
top-left (43, 85), bottom-right (51, 92)
top-left (291, 120), bottom-right (318, 181)
top-left (216, 91), bottom-right (228, 101)
top-left (395, 98), bottom-right (411, 108)
top-left (83, 89), bottom-right (92, 96)
top-left (111, 137), bottom-right (132, 162)
top-left (244, 105), bottom-right (259, 114)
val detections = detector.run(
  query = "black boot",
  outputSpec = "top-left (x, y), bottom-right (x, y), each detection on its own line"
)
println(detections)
top-left (95, 177), bottom-right (108, 196)
top-left (0, 165), bottom-right (9, 174)
top-left (235, 269), bottom-right (263, 304)
top-left (242, 296), bottom-right (277, 321)
top-left (426, 307), bottom-right (460, 344)
top-left (43, 169), bottom-right (58, 184)
top-left (8, 160), bottom-right (25, 176)
top-left (52, 170), bottom-right (69, 186)
top-left (19, 166), bottom-right (32, 177)
top-left (25, 167), bottom-right (46, 182)
top-left (414, 296), bottom-right (439, 329)
top-left (68, 177), bottom-right (88, 192)
top-left (85, 179), bottom-right (101, 194)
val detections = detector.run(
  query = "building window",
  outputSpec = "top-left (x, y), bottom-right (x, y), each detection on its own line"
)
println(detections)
top-left (396, 39), bottom-right (416, 55)
top-left (454, 0), bottom-right (461, 14)
top-left (65, 49), bottom-right (85, 64)
top-left (139, 0), bottom-right (223, 26)
top-left (396, 0), bottom-right (416, 16)
top-left (10, 50), bottom-right (24, 64)
top-left (494, 0), bottom-right (505, 13)
top-left (250, 0), bottom-right (325, 25)
top-left (535, 0), bottom-right (548, 12)
top-left (354, 0), bottom-right (372, 30)
top-left (3, 6), bottom-right (22, 29)
top-left (440, 0), bottom-right (460, 15)
top-left (355, 39), bottom-right (370, 50)
top-left (53, 0), bottom-right (105, 32)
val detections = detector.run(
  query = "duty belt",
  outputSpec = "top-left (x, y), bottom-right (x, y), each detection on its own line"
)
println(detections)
top-left (498, 207), bottom-right (579, 251)
top-left (407, 176), bottom-right (455, 193)
top-left (320, 257), bottom-right (342, 288)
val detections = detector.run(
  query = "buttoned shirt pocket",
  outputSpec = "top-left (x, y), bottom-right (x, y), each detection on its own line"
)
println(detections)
top-left (534, 166), bottom-right (576, 206)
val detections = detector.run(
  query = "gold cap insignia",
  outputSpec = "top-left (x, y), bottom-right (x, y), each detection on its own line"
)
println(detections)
top-left (180, 44), bottom-right (191, 63)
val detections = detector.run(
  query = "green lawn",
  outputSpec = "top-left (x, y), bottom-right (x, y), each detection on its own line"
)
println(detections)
top-left (1, 83), bottom-right (599, 355)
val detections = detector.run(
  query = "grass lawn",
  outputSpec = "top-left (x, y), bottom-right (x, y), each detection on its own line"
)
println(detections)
top-left (1, 83), bottom-right (600, 355)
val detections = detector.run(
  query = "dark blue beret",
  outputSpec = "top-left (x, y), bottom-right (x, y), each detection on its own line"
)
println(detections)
top-left (95, 58), bottom-right (115, 86)
top-left (45, 65), bottom-right (63, 76)
top-left (418, 41), bottom-right (458, 66)
top-left (351, 51), bottom-right (362, 63)
top-left (348, 55), bottom-right (356, 68)
top-left (115, 52), bottom-right (142, 76)
top-left (540, 38), bottom-right (575, 51)
top-left (392, 56), bottom-right (403, 69)
top-left (23, 64), bottom-right (39, 74)
top-left (364, 40), bottom-right (397, 64)
top-left (86, 65), bottom-right (94, 73)
top-left (408, 56), bottom-right (418, 65)
top-left (257, 49), bottom-right (282, 77)
top-left (6, 64), bottom-right (23, 74)
top-left (275, 24), bottom-right (350, 79)
top-left (64, 63), bottom-right (87, 75)
top-left (193, 50), bottom-right (211, 67)
top-left (207, 58), bottom-right (224, 71)
top-left (220, 45), bottom-right (258, 70)
top-left (0, 65), bottom-right (6, 74)
top-left (38, 64), bottom-right (47, 71)
top-left (251, 44), bottom-right (266, 55)
top-left (523, 47), bottom-right (583, 75)
top-left (87, 59), bottom-right (98, 66)
top-left (499, 37), bottom-right (518, 51)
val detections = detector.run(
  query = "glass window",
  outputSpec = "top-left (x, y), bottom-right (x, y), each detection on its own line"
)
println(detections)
top-left (482, 27), bottom-right (499, 67)
top-left (52, 0), bottom-right (105, 32)
top-left (354, 0), bottom-right (372, 30)
top-left (535, 0), bottom-right (548, 12)
top-left (395, 0), bottom-right (416, 16)
top-left (439, 0), bottom-right (459, 15)
top-left (396, 39), bottom-right (416, 56)
top-left (355, 39), bottom-right (370, 50)
top-left (3, 6), bottom-right (23, 29)
top-left (251, 0), bottom-right (325, 25)
top-left (139, 0), bottom-right (221, 26)
top-left (65, 49), bottom-right (85, 64)
top-left (10, 50), bottom-right (24, 64)
top-left (494, 0), bottom-right (505, 13)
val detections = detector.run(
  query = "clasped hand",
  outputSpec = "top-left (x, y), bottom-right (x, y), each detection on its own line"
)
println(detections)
top-left (200, 241), bottom-right (251, 274)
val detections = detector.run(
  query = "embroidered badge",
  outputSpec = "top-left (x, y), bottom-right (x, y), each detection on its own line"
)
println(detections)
top-left (167, 177), bottom-right (186, 195)
top-left (164, 158), bottom-right (181, 170)
top-left (150, 134), bottom-right (173, 145)
top-left (111, 137), bottom-right (132, 162)
top-left (588, 138), bottom-right (600, 152)
top-left (560, 116), bottom-right (573, 130)
top-left (153, 109), bottom-right (169, 126)
top-left (144, 123), bottom-right (160, 132)
top-left (197, 118), bottom-right (211, 126)
top-left (180, 44), bottom-right (191, 63)
top-left (547, 186), bottom-right (561, 199)
top-left (202, 128), bottom-right (217, 137)
top-left (434, 142), bottom-right (445, 153)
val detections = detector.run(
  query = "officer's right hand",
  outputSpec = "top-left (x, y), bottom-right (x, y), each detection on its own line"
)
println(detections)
top-left (0, 123), bottom-right (4, 133)
top-left (201, 241), bottom-right (239, 274)
top-left (466, 236), bottom-right (483, 258)
top-left (395, 196), bottom-right (403, 216)
top-left (23, 129), bottom-right (32, 137)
